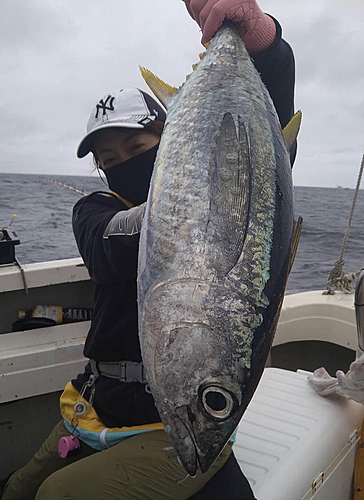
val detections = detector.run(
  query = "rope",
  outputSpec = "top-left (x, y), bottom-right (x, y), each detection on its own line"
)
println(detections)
top-left (42, 178), bottom-right (133, 207)
top-left (42, 178), bottom-right (88, 196)
top-left (324, 154), bottom-right (364, 295)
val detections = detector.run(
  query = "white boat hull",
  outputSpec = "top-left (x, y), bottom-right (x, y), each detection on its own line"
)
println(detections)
top-left (0, 258), bottom-right (362, 498)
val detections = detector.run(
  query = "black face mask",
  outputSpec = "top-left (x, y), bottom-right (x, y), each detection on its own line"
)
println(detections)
top-left (103, 144), bottom-right (159, 205)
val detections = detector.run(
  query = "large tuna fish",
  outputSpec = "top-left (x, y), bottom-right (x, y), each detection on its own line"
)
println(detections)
top-left (137, 21), bottom-right (301, 476)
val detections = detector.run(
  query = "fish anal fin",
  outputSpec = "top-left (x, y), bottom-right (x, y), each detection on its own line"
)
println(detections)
top-left (139, 67), bottom-right (178, 109)
top-left (282, 111), bottom-right (302, 153)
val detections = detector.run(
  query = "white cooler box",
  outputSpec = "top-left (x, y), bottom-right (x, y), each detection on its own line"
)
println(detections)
top-left (234, 368), bottom-right (364, 500)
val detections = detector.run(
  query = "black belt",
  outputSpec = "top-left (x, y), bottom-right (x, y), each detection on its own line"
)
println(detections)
top-left (95, 360), bottom-right (147, 384)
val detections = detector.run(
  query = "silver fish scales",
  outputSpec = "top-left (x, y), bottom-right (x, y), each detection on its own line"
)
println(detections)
top-left (138, 21), bottom-right (296, 476)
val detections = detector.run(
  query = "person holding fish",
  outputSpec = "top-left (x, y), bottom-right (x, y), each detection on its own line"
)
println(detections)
top-left (1, 1), bottom-right (297, 499)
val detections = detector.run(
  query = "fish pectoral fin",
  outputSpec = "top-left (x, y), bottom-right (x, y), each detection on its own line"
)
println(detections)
top-left (282, 111), bottom-right (302, 153)
top-left (288, 216), bottom-right (303, 274)
top-left (139, 67), bottom-right (178, 109)
top-left (209, 113), bottom-right (251, 276)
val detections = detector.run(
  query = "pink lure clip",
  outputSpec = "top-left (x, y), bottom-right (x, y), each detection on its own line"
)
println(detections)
top-left (58, 435), bottom-right (81, 458)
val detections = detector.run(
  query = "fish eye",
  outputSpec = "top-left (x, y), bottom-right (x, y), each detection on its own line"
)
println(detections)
top-left (201, 386), bottom-right (234, 420)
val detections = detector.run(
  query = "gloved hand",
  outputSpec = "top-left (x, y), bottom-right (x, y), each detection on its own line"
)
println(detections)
top-left (103, 203), bottom-right (146, 241)
top-left (307, 367), bottom-right (339, 396)
top-left (336, 350), bottom-right (364, 404)
top-left (182, 0), bottom-right (276, 51)
top-left (308, 349), bottom-right (364, 405)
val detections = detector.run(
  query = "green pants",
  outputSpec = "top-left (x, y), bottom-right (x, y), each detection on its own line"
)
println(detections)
top-left (2, 421), bottom-right (232, 500)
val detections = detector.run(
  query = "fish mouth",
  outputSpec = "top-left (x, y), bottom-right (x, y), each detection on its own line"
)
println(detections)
top-left (167, 406), bottom-right (198, 476)
top-left (173, 406), bottom-right (220, 475)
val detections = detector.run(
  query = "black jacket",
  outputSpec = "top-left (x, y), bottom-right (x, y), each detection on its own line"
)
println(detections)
top-left (72, 17), bottom-right (296, 429)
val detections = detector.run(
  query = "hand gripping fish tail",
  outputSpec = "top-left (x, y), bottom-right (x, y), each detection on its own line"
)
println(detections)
top-left (137, 21), bottom-right (301, 476)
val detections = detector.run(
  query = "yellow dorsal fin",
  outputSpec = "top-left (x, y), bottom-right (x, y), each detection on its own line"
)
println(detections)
top-left (282, 110), bottom-right (302, 152)
top-left (140, 48), bottom-right (207, 104)
top-left (139, 67), bottom-right (177, 109)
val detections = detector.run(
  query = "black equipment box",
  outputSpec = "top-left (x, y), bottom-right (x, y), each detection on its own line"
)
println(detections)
top-left (0, 229), bottom-right (20, 265)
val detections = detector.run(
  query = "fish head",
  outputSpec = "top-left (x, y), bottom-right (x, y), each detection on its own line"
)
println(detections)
top-left (165, 371), bottom-right (243, 476)
top-left (142, 286), bottom-right (249, 476)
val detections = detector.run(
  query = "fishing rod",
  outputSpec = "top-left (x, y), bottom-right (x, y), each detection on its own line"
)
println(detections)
top-left (6, 214), bottom-right (17, 228)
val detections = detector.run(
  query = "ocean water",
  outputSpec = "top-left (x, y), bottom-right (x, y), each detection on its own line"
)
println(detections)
top-left (0, 173), bottom-right (363, 294)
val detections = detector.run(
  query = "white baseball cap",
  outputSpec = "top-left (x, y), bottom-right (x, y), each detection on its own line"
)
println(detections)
top-left (77, 87), bottom-right (166, 158)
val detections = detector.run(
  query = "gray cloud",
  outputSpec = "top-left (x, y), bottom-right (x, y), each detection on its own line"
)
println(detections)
top-left (0, 0), bottom-right (363, 188)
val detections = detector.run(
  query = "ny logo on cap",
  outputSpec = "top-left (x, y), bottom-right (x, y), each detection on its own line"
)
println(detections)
top-left (95, 95), bottom-right (115, 119)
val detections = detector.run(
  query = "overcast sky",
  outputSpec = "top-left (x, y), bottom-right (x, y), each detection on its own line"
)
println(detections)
top-left (1, 0), bottom-right (363, 188)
